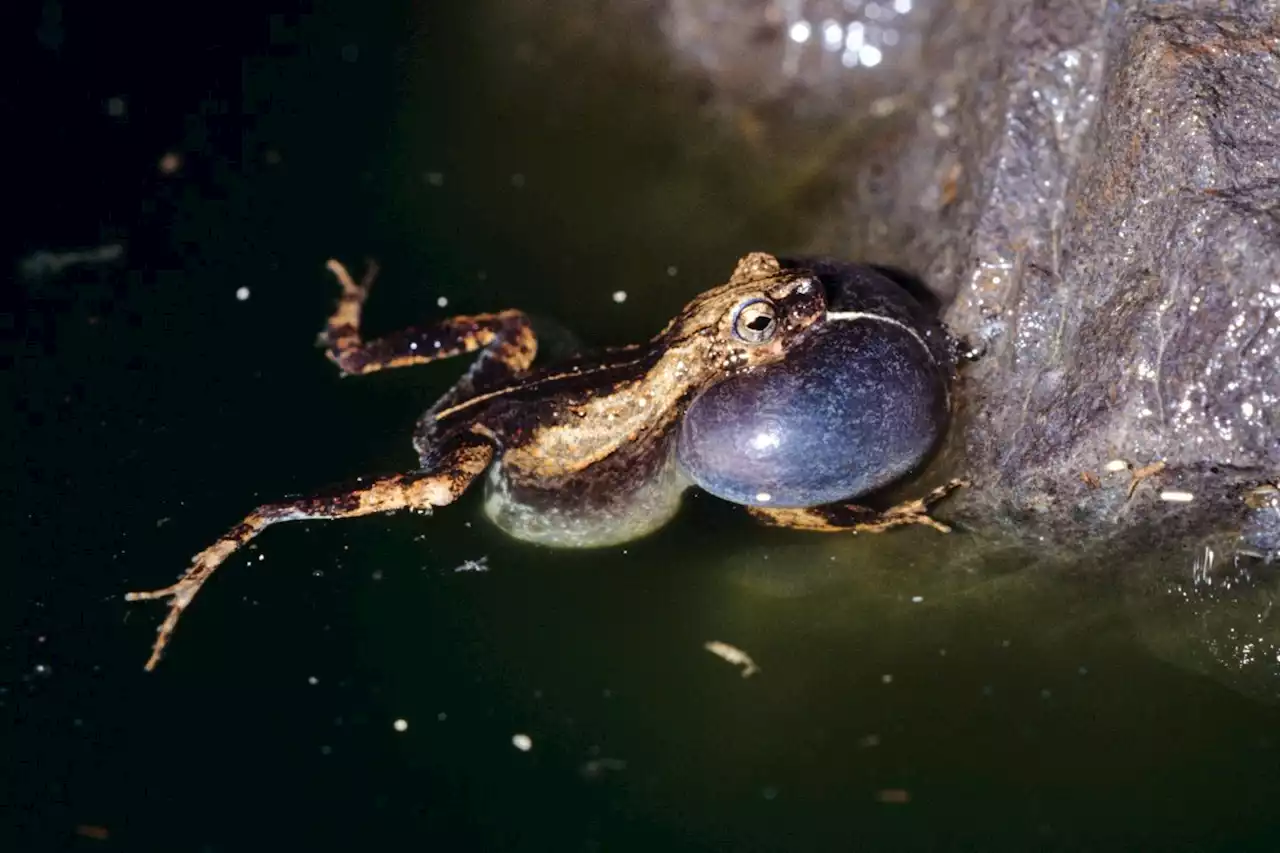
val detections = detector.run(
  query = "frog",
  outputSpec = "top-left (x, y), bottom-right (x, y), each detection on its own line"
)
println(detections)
top-left (126, 252), bottom-right (964, 670)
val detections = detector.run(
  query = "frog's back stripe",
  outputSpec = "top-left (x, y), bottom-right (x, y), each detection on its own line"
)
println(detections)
top-left (430, 347), bottom-right (663, 423)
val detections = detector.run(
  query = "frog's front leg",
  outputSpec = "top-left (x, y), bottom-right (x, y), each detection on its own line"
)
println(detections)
top-left (125, 435), bottom-right (494, 671)
top-left (320, 260), bottom-right (536, 388)
top-left (747, 479), bottom-right (967, 534)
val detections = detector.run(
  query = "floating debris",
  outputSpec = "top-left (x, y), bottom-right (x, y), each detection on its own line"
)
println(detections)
top-left (1159, 490), bottom-right (1194, 503)
top-left (612, 290), bottom-right (628, 304)
top-left (235, 286), bottom-right (251, 301)
top-left (19, 244), bottom-right (124, 282)
top-left (704, 640), bottom-right (760, 677)
top-left (1105, 459), bottom-right (1130, 473)
top-left (579, 757), bottom-right (627, 779)
top-left (453, 556), bottom-right (489, 573)
top-left (392, 718), bottom-right (408, 732)
top-left (512, 733), bottom-right (533, 751)
top-left (1127, 460), bottom-right (1167, 498)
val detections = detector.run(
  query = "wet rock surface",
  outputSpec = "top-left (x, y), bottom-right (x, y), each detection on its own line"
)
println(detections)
top-left (657, 0), bottom-right (1280, 550)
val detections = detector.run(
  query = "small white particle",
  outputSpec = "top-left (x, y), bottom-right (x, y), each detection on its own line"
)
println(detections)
top-left (437, 296), bottom-right (449, 308)
top-left (393, 718), bottom-right (408, 732)
top-left (612, 290), bottom-right (627, 303)
top-left (911, 595), bottom-right (924, 603)
top-left (1242, 402), bottom-right (1255, 418)
top-left (1159, 490), bottom-right (1195, 503)
top-left (881, 674), bottom-right (893, 684)
top-left (704, 641), bottom-right (760, 677)
top-left (235, 286), bottom-right (251, 301)
top-left (788, 20), bottom-right (812, 43)
top-left (512, 733), bottom-right (533, 751)
top-left (755, 492), bottom-right (772, 503)
top-left (307, 676), bottom-right (319, 685)
top-left (1105, 459), bottom-right (1129, 472)
top-left (666, 265), bottom-right (678, 277)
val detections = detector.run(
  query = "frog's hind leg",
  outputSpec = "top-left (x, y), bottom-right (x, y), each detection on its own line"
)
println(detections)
top-left (320, 259), bottom-right (537, 382)
top-left (125, 436), bottom-right (494, 671)
top-left (747, 479), bottom-right (967, 534)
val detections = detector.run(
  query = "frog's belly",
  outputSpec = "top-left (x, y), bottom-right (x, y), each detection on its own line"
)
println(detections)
top-left (482, 448), bottom-right (693, 549)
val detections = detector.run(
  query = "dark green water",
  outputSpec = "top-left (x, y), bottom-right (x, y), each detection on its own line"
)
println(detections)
top-left (10, 3), bottom-right (1280, 851)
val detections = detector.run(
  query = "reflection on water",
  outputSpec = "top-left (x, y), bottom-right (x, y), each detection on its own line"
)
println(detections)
top-left (10, 1), bottom-right (1280, 851)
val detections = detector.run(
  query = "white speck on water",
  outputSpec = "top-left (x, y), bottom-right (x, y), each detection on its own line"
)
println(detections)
top-left (881, 674), bottom-right (893, 684)
top-left (911, 595), bottom-right (924, 603)
top-left (612, 290), bottom-right (627, 303)
top-left (1160, 490), bottom-right (1195, 503)
top-left (512, 733), bottom-right (533, 751)
top-left (393, 718), bottom-right (408, 732)
top-left (235, 286), bottom-right (250, 301)
top-left (666, 265), bottom-right (679, 277)
top-left (307, 676), bottom-right (319, 685)
top-left (755, 492), bottom-right (772, 503)
top-left (437, 296), bottom-right (449, 308)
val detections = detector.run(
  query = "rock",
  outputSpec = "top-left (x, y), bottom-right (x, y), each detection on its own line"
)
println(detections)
top-left (657, 0), bottom-right (1280, 550)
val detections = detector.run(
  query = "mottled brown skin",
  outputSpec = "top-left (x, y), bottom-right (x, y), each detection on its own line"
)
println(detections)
top-left (126, 252), bottom-right (957, 671)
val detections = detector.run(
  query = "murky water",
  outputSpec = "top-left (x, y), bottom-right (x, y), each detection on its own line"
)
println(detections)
top-left (9, 3), bottom-right (1280, 851)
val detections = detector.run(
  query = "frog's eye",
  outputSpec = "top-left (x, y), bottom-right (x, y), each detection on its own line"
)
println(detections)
top-left (732, 299), bottom-right (777, 344)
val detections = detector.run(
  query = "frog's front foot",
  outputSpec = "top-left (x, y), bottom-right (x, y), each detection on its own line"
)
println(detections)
top-left (748, 479), bottom-right (968, 534)
top-left (316, 258), bottom-right (378, 353)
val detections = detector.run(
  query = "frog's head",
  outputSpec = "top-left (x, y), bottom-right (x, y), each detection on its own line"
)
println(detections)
top-left (662, 252), bottom-right (827, 379)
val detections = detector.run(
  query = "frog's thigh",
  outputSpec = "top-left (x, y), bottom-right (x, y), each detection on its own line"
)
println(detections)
top-left (747, 479), bottom-right (966, 534)
top-left (320, 259), bottom-right (536, 378)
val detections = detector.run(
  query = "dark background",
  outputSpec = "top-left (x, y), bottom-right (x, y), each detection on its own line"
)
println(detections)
top-left (9, 2), bottom-right (1280, 851)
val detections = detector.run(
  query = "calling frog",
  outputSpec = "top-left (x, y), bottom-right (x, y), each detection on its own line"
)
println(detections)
top-left (127, 252), bottom-right (964, 670)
